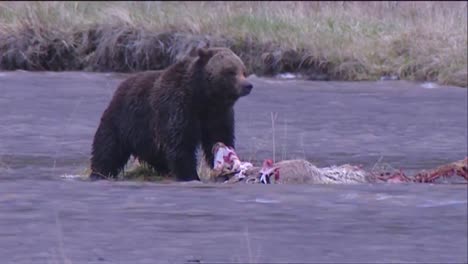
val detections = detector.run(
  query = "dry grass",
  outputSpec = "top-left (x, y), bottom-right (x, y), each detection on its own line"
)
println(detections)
top-left (79, 158), bottom-right (172, 182)
top-left (0, 1), bottom-right (466, 87)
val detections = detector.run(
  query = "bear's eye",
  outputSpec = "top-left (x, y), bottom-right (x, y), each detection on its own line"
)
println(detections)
top-left (224, 69), bottom-right (237, 76)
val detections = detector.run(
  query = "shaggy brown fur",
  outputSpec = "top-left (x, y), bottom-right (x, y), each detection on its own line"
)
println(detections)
top-left (89, 47), bottom-right (253, 181)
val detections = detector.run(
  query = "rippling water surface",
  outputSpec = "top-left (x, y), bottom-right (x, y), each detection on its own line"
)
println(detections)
top-left (0, 71), bottom-right (466, 263)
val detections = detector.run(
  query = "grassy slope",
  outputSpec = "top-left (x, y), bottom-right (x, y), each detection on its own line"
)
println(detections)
top-left (0, 1), bottom-right (466, 87)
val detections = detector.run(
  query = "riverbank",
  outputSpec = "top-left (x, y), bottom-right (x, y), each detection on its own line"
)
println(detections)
top-left (0, 1), bottom-right (466, 87)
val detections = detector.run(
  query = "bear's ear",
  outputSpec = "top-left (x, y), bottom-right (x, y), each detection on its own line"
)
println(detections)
top-left (197, 48), bottom-right (216, 63)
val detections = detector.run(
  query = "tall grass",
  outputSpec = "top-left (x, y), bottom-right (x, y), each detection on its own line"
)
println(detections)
top-left (0, 1), bottom-right (466, 87)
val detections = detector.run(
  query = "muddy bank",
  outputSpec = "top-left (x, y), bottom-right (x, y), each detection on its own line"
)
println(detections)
top-left (0, 28), bottom-right (332, 79)
top-left (1, 27), bottom-right (466, 87)
top-left (1, 2), bottom-right (466, 87)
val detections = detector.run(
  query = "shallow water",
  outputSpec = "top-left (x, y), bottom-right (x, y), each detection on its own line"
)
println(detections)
top-left (0, 71), bottom-right (467, 263)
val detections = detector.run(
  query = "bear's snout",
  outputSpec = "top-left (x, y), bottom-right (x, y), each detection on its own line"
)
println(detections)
top-left (239, 81), bottom-right (253, 96)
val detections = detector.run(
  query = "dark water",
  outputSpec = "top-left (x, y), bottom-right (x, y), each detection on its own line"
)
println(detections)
top-left (0, 71), bottom-right (466, 263)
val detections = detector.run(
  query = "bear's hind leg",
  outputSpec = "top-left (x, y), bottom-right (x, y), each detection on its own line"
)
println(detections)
top-left (89, 125), bottom-right (130, 180)
top-left (168, 148), bottom-right (200, 182)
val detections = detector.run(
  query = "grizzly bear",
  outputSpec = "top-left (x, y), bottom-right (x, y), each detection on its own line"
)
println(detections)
top-left (89, 47), bottom-right (253, 181)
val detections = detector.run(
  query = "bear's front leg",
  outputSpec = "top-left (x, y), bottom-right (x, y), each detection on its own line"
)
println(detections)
top-left (90, 118), bottom-right (131, 180)
top-left (201, 109), bottom-right (235, 168)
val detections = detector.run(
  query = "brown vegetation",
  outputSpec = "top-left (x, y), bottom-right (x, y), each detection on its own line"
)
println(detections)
top-left (0, 1), bottom-right (466, 86)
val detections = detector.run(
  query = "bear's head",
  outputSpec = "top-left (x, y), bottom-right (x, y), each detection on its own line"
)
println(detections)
top-left (196, 47), bottom-right (253, 105)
